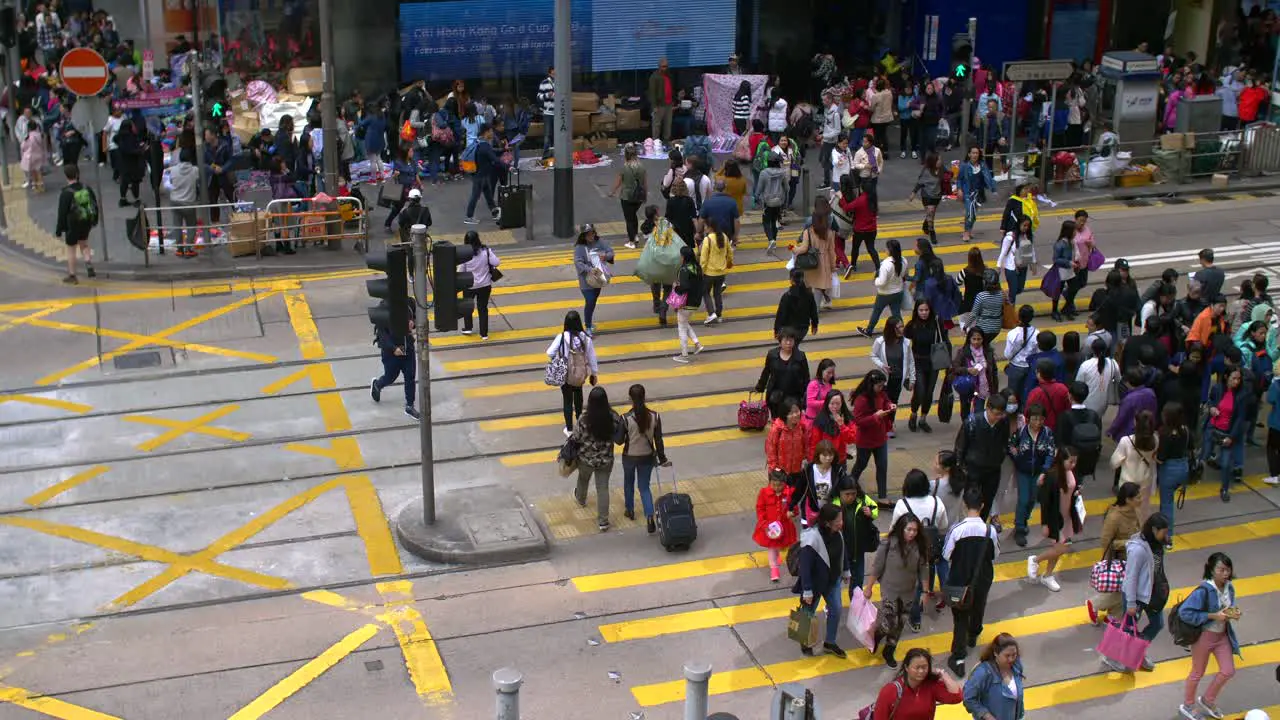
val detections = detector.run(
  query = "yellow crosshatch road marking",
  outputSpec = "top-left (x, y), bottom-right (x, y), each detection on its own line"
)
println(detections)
top-left (629, 571), bottom-right (1280, 707)
top-left (13, 314), bottom-right (276, 364)
top-left (0, 305), bottom-right (70, 335)
top-left (123, 404), bottom-right (250, 452)
top-left (376, 581), bottom-right (454, 704)
top-left (284, 437), bottom-right (365, 470)
top-left (0, 684), bottom-right (122, 720)
top-left (113, 474), bottom-right (401, 607)
top-left (0, 394), bottom-right (92, 414)
top-left (35, 289), bottom-right (281, 386)
top-left (0, 516), bottom-right (292, 594)
top-left (227, 623), bottom-right (380, 720)
top-left (261, 364), bottom-right (335, 394)
top-left (23, 465), bottom-right (110, 507)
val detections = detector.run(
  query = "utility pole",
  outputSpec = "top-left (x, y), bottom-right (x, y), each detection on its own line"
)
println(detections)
top-left (959, 17), bottom-right (976, 150)
top-left (410, 223), bottom-right (435, 525)
top-left (190, 53), bottom-right (210, 209)
top-left (318, 0), bottom-right (338, 194)
top-left (552, 0), bottom-right (573, 238)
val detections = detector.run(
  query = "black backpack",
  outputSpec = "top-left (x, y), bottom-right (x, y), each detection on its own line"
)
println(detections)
top-left (786, 542), bottom-right (803, 577)
top-left (1167, 586), bottom-right (1207, 648)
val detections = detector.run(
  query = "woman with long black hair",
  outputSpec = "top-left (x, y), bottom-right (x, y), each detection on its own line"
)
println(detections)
top-left (620, 384), bottom-right (670, 534)
top-left (871, 316), bottom-right (915, 437)
top-left (1049, 220), bottom-right (1077, 321)
top-left (909, 152), bottom-right (944, 246)
top-left (571, 386), bottom-right (623, 532)
top-left (850, 369), bottom-right (894, 499)
top-left (842, 174), bottom-right (881, 276)
top-left (996, 216), bottom-right (1037, 305)
top-left (864, 513), bottom-right (931, 668)
top-left (546, 310), bottom-right (598, 437)
top-left (859, 238), bottom-right (908, 338)
top-left (905, 298), bottom-right (948, 433)
top-left (459, 230), bottom-right (499, 339)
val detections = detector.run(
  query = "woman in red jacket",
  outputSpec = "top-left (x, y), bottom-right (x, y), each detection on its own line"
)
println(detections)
top-left (1238, 76), bottom-right (1268, 124)
top-left (766, 398), bottom-right (809, 488)
top-left (840, 175), bottom-right (880, 277)
top-left (870, 648), bottom-right (964, 720)
top-left (850, 369), bottom-right (894, 500)
top-left (806, 388), bottom-right (857, 462)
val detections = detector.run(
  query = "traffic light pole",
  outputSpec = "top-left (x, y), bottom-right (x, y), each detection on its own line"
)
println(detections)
top-left (552, 0), bottom-right (574, 238)
top-left (411, 223), bottom-right (436, 526)
top-left (959, 17), bottom-right (976, 152)
top-left (318, 0), bottom-right (339, 195)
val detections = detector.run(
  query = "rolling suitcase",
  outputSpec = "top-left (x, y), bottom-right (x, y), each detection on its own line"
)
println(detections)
top-left (498, 166), bottom-right (529, 229)
top-left (654, 468), bottom-right (697, 551)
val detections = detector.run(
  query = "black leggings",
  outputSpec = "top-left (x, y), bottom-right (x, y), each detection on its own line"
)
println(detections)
top-left (911, 358), bottom-right (940, 416)
top-left (1063, 269), bottom-right (1089, 312)
top-left (704, 274), bottom-right (726, 316)
top-left (561, 384), bottom-right (584, 432)
top-left (462, 285), bottom-right (493, 336)
top-left (850, 230), bottom-right (880, 272)
top-left (621, 199), bottom-right (642, 243)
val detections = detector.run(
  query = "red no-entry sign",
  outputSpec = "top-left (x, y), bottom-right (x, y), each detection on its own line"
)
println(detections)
top-left (59, 47), bottom-right (110, 97)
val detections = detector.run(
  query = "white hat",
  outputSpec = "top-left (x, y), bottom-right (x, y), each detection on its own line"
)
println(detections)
top-left (1244, 711), bottom-right (1270, 720)
top-left (407, 188), bottom-right (422, 200)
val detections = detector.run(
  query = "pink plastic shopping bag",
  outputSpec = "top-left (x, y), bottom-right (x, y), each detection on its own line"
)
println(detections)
top-left (845, 586), bottom-right (878, 649)
top-left (1096, 615), bottom-right (1150, 671)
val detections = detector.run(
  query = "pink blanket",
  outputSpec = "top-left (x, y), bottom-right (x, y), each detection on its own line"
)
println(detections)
top-left (702, 73), bottom-right (769, 137)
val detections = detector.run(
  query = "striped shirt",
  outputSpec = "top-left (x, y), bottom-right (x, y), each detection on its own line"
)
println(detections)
top-left (732, 94), bottom-right (752, 121)
top-left (972, 290), bottom-right (1006, 336)
top-left (537, 76), bottom-right (556, 116)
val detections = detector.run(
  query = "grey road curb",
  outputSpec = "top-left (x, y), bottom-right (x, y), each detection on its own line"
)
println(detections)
top-left (393, 488), bottom-right (551, 564)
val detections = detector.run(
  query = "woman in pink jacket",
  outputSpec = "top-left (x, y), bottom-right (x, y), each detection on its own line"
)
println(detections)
top-left (804, 359), bottom-right (837, 422)
top-left (1164, 81), bottom-right (1194, 132)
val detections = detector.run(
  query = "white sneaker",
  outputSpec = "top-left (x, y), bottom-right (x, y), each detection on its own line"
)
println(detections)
top-left (1264, 476), bottom-right (1280, 486)
top-left (692, 342), bottom-right (704, 355)
top-left (1027, 556), bottom-right (1039, 580)
top-left (563, 427), bottom-right (572, 438)
top-left (704, 313), bottom-right (718, 325)
top-left (1180, 704), bottom-right (1204, 720)
top-left (460, 329), bottom-right (473, 335)
top-left (624, 242), bottom-right (637, 249)
top-left (672, 354), bottom-right (691, 364)
top-left (1040, 575), bottom-right (1061, 592)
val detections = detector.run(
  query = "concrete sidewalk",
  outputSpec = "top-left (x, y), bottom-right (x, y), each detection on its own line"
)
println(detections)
top-left (4, 138), bottom-right (1278, 281)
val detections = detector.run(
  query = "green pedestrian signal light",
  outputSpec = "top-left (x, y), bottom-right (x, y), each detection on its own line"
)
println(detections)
top-left (953, 63), bottom-right (967, 79)
top-left (211, 101), bottom-right (224, 118)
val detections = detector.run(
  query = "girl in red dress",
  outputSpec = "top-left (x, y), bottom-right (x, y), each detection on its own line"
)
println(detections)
top-left (753, 470), bottom-right (798, 582)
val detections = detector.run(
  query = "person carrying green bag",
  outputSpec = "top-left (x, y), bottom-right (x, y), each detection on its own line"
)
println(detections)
top-left (635, 205), bottom-right (684, 327)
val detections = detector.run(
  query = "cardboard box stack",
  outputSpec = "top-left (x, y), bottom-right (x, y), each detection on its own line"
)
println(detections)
top-left (287, 67), bottom-right (324, 96)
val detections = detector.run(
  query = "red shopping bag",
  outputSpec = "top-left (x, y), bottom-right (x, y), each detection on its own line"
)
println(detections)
top-left (738, 392), bottom-right (769, 431)
top-left (1096, 615), bottom-right (1150, 671)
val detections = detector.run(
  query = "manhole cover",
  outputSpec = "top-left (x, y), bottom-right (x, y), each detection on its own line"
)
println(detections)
top-left (464, 509), bottom-right (536, 546)
top-left (364, 660), bottom-right (384, 672)
top-left (1250, 190), bottom-right (1276, 198)
top-left (1161, 197), bottom-right (1190, 204)
top-left (113, 351), bottom-right (163, 370)
top-left (1125, 199), bottom-right (1152, 207)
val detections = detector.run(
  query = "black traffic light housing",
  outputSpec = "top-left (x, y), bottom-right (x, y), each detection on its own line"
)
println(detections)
top-left (366, 248), bottom-right (410, 338)
top-left (950, 33), bottom-right (973, 80)
top-left (431, 241), bottom-right (476, 332)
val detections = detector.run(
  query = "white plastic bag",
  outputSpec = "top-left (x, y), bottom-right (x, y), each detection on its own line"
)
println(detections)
top-left (845, 586), bottom-right (878, 648)
top-left (785, 255), bottom-right (796, 271)
top-left (829, 272), bottom-right (842, 299)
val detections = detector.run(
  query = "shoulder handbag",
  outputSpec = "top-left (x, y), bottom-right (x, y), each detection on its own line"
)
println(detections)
top-left (544, 335), bottom-right (569, 386)
top-left (929, 319), bottom-right (952, 370)
top-left (485, 248), bottom-right (503, 282)
top-left (1001, 298), bottom-right (1018, 330)
top-left (1089, 511), bottom-right (1126, 594)
top-left (794, 229), bottom-right (820, 270)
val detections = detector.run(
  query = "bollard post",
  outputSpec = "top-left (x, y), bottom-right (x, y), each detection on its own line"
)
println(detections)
top-left (683, 661), bottom-right (712, 720)
top-left (494, 667), bottom-right (522, 720)
top-left (800, 166), bottom-right (812, 215)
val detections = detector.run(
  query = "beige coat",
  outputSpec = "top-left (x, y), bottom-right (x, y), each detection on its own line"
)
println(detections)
top-left (869, 89), bottom-right (895, 124)
top-left (795, 226), bottom-right (836, 291)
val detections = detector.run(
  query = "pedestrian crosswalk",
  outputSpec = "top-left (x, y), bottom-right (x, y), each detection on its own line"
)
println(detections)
top-left (422, 196), bottom-right (1280, 719)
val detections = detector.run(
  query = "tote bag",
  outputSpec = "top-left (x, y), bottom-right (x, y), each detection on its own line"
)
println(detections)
top-left (1096, 616), bottom-right (1150, 671)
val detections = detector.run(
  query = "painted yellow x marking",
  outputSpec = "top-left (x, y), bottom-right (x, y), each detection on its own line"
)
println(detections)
top-left (13, 314), bottom-right (277, 364)
top-left (123, 405), bottom-right (249, 452)
top-left (36, 289), bottom-right (280, 386)
top-left (0, 305), bottom-right (69, 335)
top-left (0, 394), bottom-right (92, 414)
top-left (0, 517), bottom-right (292, 594)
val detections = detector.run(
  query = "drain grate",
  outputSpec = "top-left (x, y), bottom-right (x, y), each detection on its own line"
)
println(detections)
top-left (1161, 197), bottom-right (1190, 204)
top-left (112, 351), bottom-right (164, 370)
top-left (1203, 194), bottom-right (1233, 201)
top-left (364, 660), bottom-right (384, 672)
top-left (1250, 190), bottom-right (1277, 198)
top-left (1124, 199), bottom-right (1153, 207)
